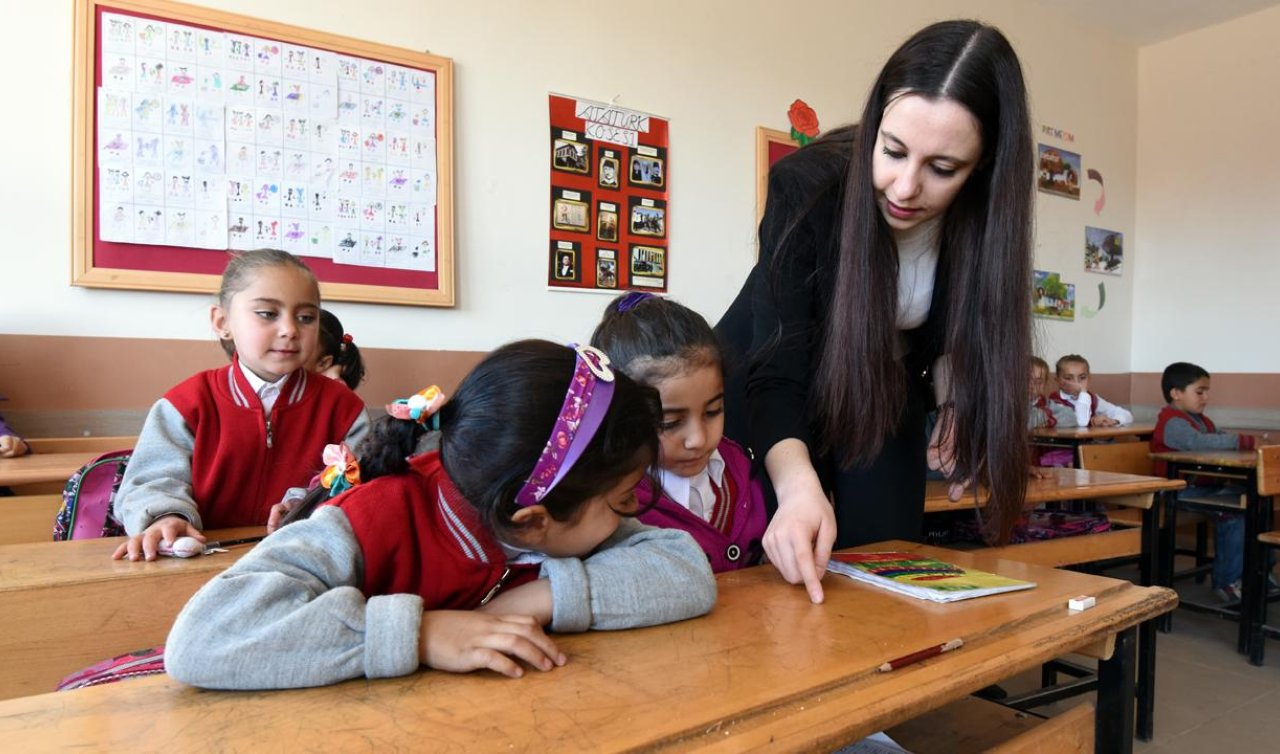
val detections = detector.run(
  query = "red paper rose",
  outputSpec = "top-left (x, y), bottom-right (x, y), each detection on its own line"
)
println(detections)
top-left (788, 99), bottom-right (820, 139)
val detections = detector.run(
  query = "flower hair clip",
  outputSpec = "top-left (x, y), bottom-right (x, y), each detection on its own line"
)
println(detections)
top-left (320, 443), bottom-right (361, 498)
top-left (386, 385), bottom-right (446, 428)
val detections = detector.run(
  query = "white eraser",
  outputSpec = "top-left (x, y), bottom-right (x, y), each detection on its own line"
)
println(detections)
top-left (1068, 595), bottom-right (1096, 611)
top-left (157, 536), bottom-right (206, 558)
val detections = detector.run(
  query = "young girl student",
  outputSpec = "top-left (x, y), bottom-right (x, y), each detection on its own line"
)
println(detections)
top-left (313, 308), bottom-right (366, 390)
top-left (165, 340), bottom-right (716, 689)
top-left (591, 292), bottom-right (767, 572)
top-left (112, 249), bottom-right (369, 561)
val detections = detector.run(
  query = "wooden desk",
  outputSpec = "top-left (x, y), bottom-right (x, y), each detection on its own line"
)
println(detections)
top-left (25, 436), bottom-right (135, 455)
top-left (0, 527), bottom-right (263, 701)
top-left (0, 542), bottom-right (1175, 754)
top-left (1149, 449), bottom-right (1267, 660)
top-left (1032, 425), bottom-right (1156, 467)
top-left (0, 494), bottom-right (63, 545)
top-left (0, 451), bottom-right (100, 487)
top-left (925, 467), bottom-right (1184, 512)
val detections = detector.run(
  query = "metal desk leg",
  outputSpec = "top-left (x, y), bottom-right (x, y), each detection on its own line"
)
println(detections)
top-left (1136, 618), bottom-right (1157, 741)
top-left (1097, 627), bottom-right (1136, 754)
top-left (1240, 481), bottom-right (1261, 656)
top-left (1248, 487), bottom-right (1273, 665)
top-left (1159, 476), bottom-right (1180, 633)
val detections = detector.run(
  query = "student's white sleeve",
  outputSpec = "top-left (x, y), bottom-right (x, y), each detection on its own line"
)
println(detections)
top-left (1073, 392), bottom-right (1092, 426)
top-left (165, 505), bottom-right (423, 690)
top-left (541, 519), bottom-right (716, 633)
top-left (1095, 395), bottom-right (1134, 425)
top-left (113, 398), bottom-right (201, 533)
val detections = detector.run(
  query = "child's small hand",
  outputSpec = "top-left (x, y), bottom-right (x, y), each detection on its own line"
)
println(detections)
top-left (266, 498), bottom-right (299, 534)
top-left (111, 515), bottom-right (206, 561)
top-left (0, 435), bottom-right (27, 458)
top-left (1089, 416), bottom-right (1119, 427)
top-left (420, 610), bottom-right (566, 678)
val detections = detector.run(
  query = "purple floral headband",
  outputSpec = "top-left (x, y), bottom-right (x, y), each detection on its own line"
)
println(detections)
top-left (514, 344), bottom-right (616, 507)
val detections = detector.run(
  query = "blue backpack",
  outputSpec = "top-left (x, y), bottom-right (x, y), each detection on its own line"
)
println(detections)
top-left (52, 450), bottom-right (132, 540)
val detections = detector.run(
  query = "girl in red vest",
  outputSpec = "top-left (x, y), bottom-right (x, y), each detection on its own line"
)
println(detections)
top-left (112, 250), bottom-right (368, 561)
top-left (165, 340), bottom-right (715, 689)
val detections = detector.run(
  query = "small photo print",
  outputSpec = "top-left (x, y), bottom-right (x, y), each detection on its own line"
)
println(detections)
top-left (552, 197), bottom-right (590, 233)
top-left (598, 151), bottom-right (620, 190)
top-left (550, 241), bottom-right (580, 283)
top-left (629, 196), bottom-right (666, 238)
top-left (1037, 144), bottom-right (1081, 200)
top-left (551, 131), bottom-right (591, 175)
top-left (596, 201), bottom-right (618, 242)
top-left (628, 150), bottom-right (665, 189)
top-left (1032, 269), bottom-right (1075, 321)
top-left (1084, 226), bottom-right (1123, 276)
top-left (596, 249), bottom-right (618, 289)
top-left (630, 244), bottom-right (665, 277)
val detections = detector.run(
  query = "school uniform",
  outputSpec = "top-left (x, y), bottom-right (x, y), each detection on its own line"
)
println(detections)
top-left (164, 451), bottom-right (717, 690)
top-left (1050, 390), bottom-right (1133, 427)
top-left (638, 438), bottom-right (767, 572)
top-left (1029, 394), bottom-right (1077, 430)
top-left (114, 358), bottom-right (369, 533)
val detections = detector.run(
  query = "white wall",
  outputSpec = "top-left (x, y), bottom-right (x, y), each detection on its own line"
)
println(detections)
top-left (0, 0), bottom-right (1137, 367)
top-left (1133, 4), bottom-right (1280, 373)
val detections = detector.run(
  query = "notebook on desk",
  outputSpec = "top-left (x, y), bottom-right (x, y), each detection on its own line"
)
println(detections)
top-left (826, 551), bottom-right (1035, 603)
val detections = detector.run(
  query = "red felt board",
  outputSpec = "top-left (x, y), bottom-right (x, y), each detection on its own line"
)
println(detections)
top-left (73, 0), bottom-right (455, 306)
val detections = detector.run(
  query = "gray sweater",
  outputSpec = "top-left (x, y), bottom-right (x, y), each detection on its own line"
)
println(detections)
top-left (165, 505), bottom-right (717, 689)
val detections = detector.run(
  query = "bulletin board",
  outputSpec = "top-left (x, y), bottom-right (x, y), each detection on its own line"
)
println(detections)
top-left (755, 126), bottom-right (799, 226)
top-left (72, 0), bottom-right (455, 307)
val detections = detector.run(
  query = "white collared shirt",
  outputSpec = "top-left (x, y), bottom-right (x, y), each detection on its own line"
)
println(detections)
top-left (1056, 389), bottom-right (1134, 426)
top-left (239, 362), bottom-right (288, 414)
top-left (656, 449), bottom-right (727, 522)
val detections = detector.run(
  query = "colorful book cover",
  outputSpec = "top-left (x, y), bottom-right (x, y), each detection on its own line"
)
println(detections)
top-left (827, 551), bottom-right (1035, 603)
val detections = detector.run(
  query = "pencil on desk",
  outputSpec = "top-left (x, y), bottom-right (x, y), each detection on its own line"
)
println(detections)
top-left (878, 638), bottom-right (964, 672)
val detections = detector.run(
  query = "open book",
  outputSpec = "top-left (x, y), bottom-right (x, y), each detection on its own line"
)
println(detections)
top-left (826, 551), bottom-right (1034, 603)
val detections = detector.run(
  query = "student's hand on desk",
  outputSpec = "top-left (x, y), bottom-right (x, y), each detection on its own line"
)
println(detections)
top-left (1089, 416), bottom-right (1119, 427)
top-left (763, 485), bottom-right (835, 605)
top-left (0, 435), bottom-right (28, 458)
top-left (1028, 466), bottom-right (1052, 480)
top-left (927, 412), bottom-right (970, 500)
top-left (265, 498), bottom-right (300, 534)
top-left (111, 515), bottom-right (206, 561)
top-left (420, 610), bottom-right (566, 678)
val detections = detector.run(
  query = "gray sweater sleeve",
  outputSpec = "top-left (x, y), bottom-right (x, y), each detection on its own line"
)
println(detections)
top-left (165, 505), bottom-right (423, 689)
top-left (542, 519), bottom-right (717, 632)
top-left (1049, 401), bottom-right (1078, 428)
top-left (343, 408), bottom-right (371, 454)
top-left (1163, 416), bottom-right (1242, 451)
top-left (114, 399), bottom-right (201, 533)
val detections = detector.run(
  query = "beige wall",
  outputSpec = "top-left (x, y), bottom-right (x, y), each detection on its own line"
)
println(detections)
top-left (1133, 4), bottom-right (1280, 374)
top-left (0, 0), bottom-right (1139, 371)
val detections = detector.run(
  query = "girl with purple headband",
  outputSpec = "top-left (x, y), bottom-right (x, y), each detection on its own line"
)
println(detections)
top-left (165, 340), bottom-right (716, 690)
top-left (592, 292), bottom-right (767, 572)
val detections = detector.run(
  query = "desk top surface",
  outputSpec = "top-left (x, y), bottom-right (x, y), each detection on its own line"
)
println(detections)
top-left (0, 541), bottom-right (1176, 752)
top-left (1148, 449), bottom-right (1257, 469)
top-left (924, 467), bottom-right (1186, 513)
top-left (0, 451), bottom-right (100, 486)
top-left (1032, 424), bottom-right (1155, 440)
top-left (0, 527), bottom-right (265, 592)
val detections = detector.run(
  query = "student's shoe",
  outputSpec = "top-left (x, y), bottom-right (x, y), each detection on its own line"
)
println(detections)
top-left (1214, 580), bottom-right (1243, 603)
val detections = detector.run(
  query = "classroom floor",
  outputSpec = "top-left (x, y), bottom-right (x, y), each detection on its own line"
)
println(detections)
top-left (1001, 562), bottom-right (1280, 753)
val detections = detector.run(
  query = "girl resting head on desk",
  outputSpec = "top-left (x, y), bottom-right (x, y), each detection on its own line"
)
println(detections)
top-left (165, 340), bottom-right (717, 690)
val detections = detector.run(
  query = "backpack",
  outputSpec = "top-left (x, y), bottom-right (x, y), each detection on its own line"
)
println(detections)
top-left (52, 449), bottom-right (132, 540)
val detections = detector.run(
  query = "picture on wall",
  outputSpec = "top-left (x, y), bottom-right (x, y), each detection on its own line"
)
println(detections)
top-left (1033, 269), bottom-right (1075, 321)
top-left (1037, 144), bottom-right (1081, 200)
top-left (1084, 226), bottom-right (1123, 275)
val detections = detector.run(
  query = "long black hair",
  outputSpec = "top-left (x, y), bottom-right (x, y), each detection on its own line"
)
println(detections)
top-left (317, 309), bottom-right (366, 390)
top-left (359, 340), bottom-right (661, 535)
top-left (780, 20), bottom-right (1034, 543)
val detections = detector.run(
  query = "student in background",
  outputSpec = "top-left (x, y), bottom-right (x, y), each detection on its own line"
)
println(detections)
top-left (1029, 356), bottom-right (1076, 430)
top-left (591, 292), bottom-right (766, 572)
top-left (0, 413), bottom-right (29, 458)
top-left (164, 340), bottom-right (716, 689)
top-left (314, 309), bottom-right (366, 390)
top-left (112, 250), bottom-right (369, 561)
top-left (1052, 354), bottom-right (1133, 427)
top-left (1152, 361), bottom-right (1268, 602)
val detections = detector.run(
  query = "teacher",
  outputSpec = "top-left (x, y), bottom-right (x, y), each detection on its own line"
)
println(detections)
top-left (718, 20), bottom-right (1033, 602)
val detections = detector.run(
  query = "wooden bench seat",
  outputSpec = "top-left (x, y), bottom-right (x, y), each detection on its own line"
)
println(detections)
top-left (979, 528), bottom-right (1142, 569)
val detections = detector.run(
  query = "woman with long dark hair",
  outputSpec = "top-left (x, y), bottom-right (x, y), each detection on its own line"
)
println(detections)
top-left (718, 20), bottom-right (1034, 603)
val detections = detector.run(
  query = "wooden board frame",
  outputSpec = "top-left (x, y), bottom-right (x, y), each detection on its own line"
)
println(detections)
top-left (72, 0), bottom-right (455, 306)
top-left (755, 126), bottom-right (798, 226)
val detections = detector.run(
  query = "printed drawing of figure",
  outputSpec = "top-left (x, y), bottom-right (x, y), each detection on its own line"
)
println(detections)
top-left (230, 75), bottom-right (250, 92)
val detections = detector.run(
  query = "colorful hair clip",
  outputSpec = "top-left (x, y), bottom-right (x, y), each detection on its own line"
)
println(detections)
top-left (514, 345), bottom-right (616, 507)
top-left (615, 291), bottom-right (655, 313)
top-left (386, 385), bottom-right (446, 427)
top-left (320, 443), bottom-right (361, 498)
top-left (342, 333), bottom-right (354, 344)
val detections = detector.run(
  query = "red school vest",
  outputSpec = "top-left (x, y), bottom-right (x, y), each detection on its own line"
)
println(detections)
top-left (165, 360), bottom-right (365, 529)
top-left (1150, 404), bottom-right (1253, 477)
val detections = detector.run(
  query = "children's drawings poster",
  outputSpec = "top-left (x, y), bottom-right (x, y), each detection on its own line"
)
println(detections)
top-left (96, 11), bottom-right (438, 272)
top-left (548, 94), bottom-right (669, 292)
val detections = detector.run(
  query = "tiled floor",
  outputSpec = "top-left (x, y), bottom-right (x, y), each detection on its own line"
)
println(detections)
top-left (1003, 567), bottom-right (1280, 753)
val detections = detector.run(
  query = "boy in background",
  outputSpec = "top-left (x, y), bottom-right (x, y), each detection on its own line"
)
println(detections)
top-left (1053, 354), bottom-right (1134, 427)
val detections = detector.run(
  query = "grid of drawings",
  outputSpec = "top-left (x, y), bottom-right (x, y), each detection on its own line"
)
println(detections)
top-left (95, 11), bottom-right (438, 271)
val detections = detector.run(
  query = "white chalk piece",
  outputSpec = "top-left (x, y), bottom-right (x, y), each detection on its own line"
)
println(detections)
top-left (1068, 595), bottom-right (1096, 612)
top-left (157, 536), bottom-right (206, 558)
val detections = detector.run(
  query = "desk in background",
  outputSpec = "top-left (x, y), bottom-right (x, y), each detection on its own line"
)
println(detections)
top-left (1032, 425), bottom-right (1156, 468)
top-left (0, 542), bottom-right (1175, 753)
top-left (0, 451), bottom-right (100, 487)
top-left (0, 527), bottom-right (264, 700)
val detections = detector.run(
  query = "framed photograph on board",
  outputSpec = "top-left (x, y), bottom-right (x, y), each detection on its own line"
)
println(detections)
top-left (755, 126), bottom-right (799, 226)
top-left (74, 0), bottom-right (456, 306)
